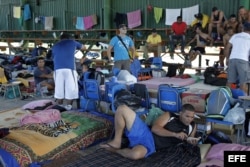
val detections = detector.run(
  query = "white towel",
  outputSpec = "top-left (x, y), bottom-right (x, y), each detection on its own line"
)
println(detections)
top-left (13, 6), bottom-right (21, 18)
top-left (44, 16), bottom-right (54, 30)
top-left (182, 5), bottom-right (199, 25)
top-left (165, 8), bottom-right (181, 26)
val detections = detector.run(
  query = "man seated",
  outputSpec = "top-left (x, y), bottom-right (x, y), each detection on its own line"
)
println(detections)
top-left (169, 16), bottom-right (187, 54)
top-left (191, 13), bottom-right (209, 30)
top-left (144, 28), bottom-right (162, 58)
top-left (223, 14), bottom-right (239, 33)
top-left (186, 26), bottom-right (213, 64)
top-left (33, 57), bottom-right (54, 92)
top-left (208, 6), bottom-right (226, 41)
top-left (238, 6), bottom-right (250, 32)
top-left (100, 104), bottom-right (198, 160)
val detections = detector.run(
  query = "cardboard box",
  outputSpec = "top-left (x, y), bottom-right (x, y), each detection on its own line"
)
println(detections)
top-left (182, 89), bottom-right (211, 113)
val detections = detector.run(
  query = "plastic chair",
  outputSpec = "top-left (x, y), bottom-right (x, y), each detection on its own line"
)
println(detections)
top-left (151, 57), bottom-right (163, 71)
top-left (133, 83), bottom-right (151, 116)
top-left (130, 58), bottom-right (152, 81)
top-left (105, 82), bottom-right (127, 113)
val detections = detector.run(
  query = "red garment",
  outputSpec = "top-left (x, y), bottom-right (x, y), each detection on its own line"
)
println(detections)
top-left (171, 22), bottom-right (187, 35)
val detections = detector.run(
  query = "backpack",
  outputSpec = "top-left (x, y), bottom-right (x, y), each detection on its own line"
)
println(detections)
top-left (157, 84), bottom-right (184, 113)
top-left (89, 71), bottom-right (105, 86)
top-left (205, 130), bottom-right (232, 145)
top-left (79, 95), bottom-right (97, 112)
top-left (206, 87), bottom-right (232, 119)
top-left (204, 67), bottom-right (227, 86)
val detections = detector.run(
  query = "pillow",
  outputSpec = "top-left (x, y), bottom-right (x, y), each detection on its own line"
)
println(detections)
top-left (198, 144), bottom-right (211, 162)
top-left (205, 143), bottom-right (244, 161)
top-left (22, 99), bottom-right (55, 110)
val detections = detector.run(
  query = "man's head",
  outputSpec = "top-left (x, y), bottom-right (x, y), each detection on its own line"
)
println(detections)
top-left (194, 13), bottom-right (203, 20)
top-left (60, 32), bottom-right (71, 40)
top-left (177, 16), bottom-right (182, 23)
top-left (37, 57), bottom-right (45, 68)
top-left (179, 104), bottom-right (195, 126)
top-left (212, 6), bottom-right (218, 12)
top-left (229, 14), bottom-right (237, 23)
top-left (151, 28), bottom-right (157, 36)
top-left (238, 6), bottom-right (247, 17)
top-left (118, 24), bottom-right (127, 34)
top-left (195, 25), bottom-right (202, 33)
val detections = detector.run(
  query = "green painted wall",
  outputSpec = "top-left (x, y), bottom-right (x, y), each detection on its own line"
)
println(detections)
top-left (0, 0), bottom-right (243, 30)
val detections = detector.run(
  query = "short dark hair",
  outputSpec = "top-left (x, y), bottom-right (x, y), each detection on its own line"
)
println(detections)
top-left (182, 104), bottom-right (195, 112)
top-left (177, 16), bottom-right (182, 20)
top-left (212, 6), bottom-right (218, 12)
top-left (60, 32), bottom-right (71, 40)
top-left (230, 14), bottom-right (236, 18)
top-left (37, 57), bottom-right (45, 62)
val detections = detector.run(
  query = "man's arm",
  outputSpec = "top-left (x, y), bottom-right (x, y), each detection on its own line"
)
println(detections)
top-left (224, 42), bottom-right (232, 65)
top-left (151, 112), bottom-right (187, 140)
top-left (107, 45), bottom-right (113, 62)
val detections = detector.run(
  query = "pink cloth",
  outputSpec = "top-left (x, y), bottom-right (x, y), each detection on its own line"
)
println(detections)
top-left (83, 15), bottom-right (94, 30)
top-left (138, 77), bottom-right (196, 90)
top-left (127, 10), bottom-right (141, 29)
top-left (20, 109), bottom-right (61, 125)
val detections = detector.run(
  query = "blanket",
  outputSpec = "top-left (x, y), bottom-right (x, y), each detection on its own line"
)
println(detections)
top-left (48, 143), bottom-right (201, 167)
top-left (0, 111), bottom-right (113, 167)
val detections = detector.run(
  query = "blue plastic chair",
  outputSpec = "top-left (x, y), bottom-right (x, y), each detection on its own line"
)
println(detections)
top-left (130, 58), bottom-right (152, 81)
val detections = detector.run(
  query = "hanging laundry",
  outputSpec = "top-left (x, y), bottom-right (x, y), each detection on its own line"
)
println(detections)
top-left (114, 12), bottom-right (127, 28)
top-left (44, 16), bottom-right (54, 30)
top-left (13, 6), bottom-right (21, 18)
top-left (154, 7), bottom-right (163, 24)
top-left (76, 17), bottom-right (85, 30)
top-left (83, 15), bottom-right (94, 30)
top-left (127, 9), bottom-right (141, 29)
top-left (165, 8), bottom-right (181, 25)
top-left (182, 5), bottom-right (199, 25)
top-left (23, 4), bottom-right (31, 21)
top-left (91, 14), bottom-right (97, 25)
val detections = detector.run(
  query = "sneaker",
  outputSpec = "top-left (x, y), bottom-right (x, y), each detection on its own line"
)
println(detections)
top-left (216, 37), bottom-right (221, 41)
top-left (65, 105), bottom-right (72, 111)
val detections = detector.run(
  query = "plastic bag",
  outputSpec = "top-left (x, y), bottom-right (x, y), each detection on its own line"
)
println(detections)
top-left (145, 105), bottom-right (164, 126)
top-left (223, 103), bottom-right (245, 124)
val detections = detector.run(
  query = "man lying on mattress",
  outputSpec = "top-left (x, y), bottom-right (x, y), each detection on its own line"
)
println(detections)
top-left (100, 104), bottom-right (199, 160)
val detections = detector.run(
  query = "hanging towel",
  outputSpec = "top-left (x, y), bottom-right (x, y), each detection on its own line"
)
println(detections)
top-left (76, 17), bottom-right (85, 30)
top-left (165, 8), bottom-right (181, 25)
top-left (91, 14), bottom-right (97, 25)
top-left (154, 7), bottom-right (163, 24)
top-left (114, 12), bottom-right (127, 28)
top-left (127, 10), bottom-right (141, 29)
top-left (23, 4), bottom-right (31, 21)
top-left (182, 5), bottom-right (199, 25)
top-left (83, 15), bottom-right (94, 30)
top-left (13, 6), bottom-right (21, 18)
top-left (44, 16), bottom-right (54, 30)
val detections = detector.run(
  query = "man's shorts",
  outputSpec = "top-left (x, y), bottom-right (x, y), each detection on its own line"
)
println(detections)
top-left (192, 47), bottom-right (205, 54)
top-left (125, 115), bottom-right (156, 157)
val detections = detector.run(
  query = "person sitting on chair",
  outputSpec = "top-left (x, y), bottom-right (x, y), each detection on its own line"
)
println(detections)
top-left (33, 57), bottom-right (54, 92)
top-left (169, 16), bottom-right (187, 54)
top-left (100, 104), bottom-right (198, 160)
top-left (191, 13), bottom-right (209, 30)
top-left (144, 28), bottom-right (162, 58)
top-left (208, 6), bottom-right (226, 41)
top-left (186, 26), bottom-right (213, 63)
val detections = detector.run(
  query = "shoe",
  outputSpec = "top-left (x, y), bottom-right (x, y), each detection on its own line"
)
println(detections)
top-left (65, 105), bottom-right (72, 111)
top-left (216, 37), bottom-right (221, 41)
